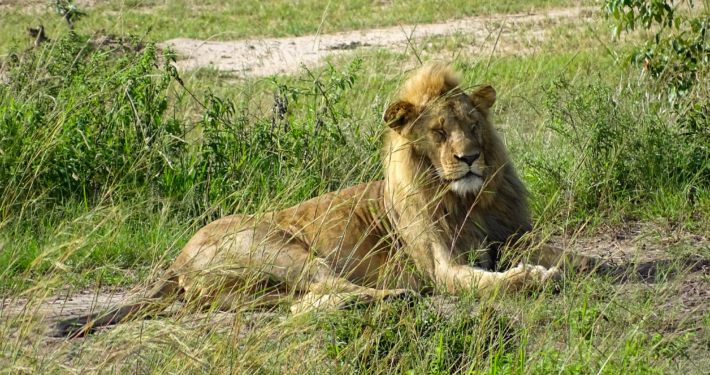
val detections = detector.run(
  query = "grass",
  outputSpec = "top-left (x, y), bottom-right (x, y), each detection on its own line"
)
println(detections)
top-left (0, 0), bottom-right (592, 53)
top-left (1, 2), bottom-right (710, 374)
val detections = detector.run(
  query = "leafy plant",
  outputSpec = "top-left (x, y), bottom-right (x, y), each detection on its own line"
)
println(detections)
top-left (53, 0), bottom-right (87, 24)
top-left (524, 78), bottom-right (710, 214)
top-left (604, 0), bottom-right (709, 101)
top-left (0, 34), bottom-right (182, 214)
top-left (0, 31), bottom-right (376, 220)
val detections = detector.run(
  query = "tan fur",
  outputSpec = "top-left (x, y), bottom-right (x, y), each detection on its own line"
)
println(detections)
top-left (400, 64), bottom-right (462, 107)
top-left (52, 63), bottom-right (607, 337)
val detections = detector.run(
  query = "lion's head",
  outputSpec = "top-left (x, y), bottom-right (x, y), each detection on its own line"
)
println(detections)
top-left (383, 63), bottom-right (508, 198)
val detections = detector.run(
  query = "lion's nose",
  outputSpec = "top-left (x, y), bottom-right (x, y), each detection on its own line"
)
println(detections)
top-left (455, 153), bottom-right (480, 166)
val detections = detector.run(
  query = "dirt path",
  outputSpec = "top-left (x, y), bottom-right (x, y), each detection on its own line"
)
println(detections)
top-left (1, 289), bottom-right (135, 323)
top-left (159, 7), bottom-right (594, 76)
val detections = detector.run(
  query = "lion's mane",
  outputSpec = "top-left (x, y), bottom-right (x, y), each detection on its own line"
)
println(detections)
top-left (382, 63), bottom-right (532, 270)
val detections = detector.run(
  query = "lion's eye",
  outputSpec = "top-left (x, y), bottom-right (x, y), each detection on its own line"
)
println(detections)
top-left (434, 129), bottom-right (447, 140)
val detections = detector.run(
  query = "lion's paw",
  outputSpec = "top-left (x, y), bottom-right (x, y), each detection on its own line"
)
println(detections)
top-left (502, 263), bottom-right (560, 292)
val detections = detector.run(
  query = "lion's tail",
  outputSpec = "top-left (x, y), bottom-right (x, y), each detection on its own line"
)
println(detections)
top-left (49, 274), bottom-right (182, 338)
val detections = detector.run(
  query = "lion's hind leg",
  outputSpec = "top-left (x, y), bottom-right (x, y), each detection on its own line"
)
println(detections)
top-left (237, 229), bottom-right (418, 315)
top-left (259, 245), bottom-right (414, 314)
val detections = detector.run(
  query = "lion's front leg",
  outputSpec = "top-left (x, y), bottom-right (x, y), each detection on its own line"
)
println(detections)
top-left (421, 241), bottom-right (559, 296)
top-left (494, 263), bottom-right (560, 292)
top-left (437, 263), bottom-right (559, 296)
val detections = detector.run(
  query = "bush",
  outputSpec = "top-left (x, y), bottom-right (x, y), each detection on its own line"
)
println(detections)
top-left (0, 33), bottom-right (378, 220)
top-left (603, 0), bottom-right (710, 152)
top-left (604, 0), bottom-right (710, 100)
top-left (0, 34), bottom-right (183, 212)
top-left (523, 79), bottom-right (710, 214)
top-left (192, 58), bottom-right (380, 216)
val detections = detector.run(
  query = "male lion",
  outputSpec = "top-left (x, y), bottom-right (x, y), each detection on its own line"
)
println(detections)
top-left (53, 63), bottom-right (606, 336)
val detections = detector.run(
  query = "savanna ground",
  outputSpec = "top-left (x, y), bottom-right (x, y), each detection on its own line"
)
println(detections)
top-left (1, 0), bottom-right (710, 373)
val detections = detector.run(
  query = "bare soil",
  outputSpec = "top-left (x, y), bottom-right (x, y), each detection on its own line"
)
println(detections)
top-left (158, 7), bottom-right (595, 77)
top-left (2, 288), bottom-right (136, 323)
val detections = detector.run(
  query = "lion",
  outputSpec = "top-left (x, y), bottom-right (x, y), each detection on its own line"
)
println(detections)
top-left (52, 63), bottom-right (607, 337)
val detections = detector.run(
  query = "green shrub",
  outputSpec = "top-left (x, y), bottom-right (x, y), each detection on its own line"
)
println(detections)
top-left (603, 0), bottom-right (710, 158)
top-left (0, 34), bottom-right (378, 220)
top-left (191, 58), bottom-right (380, 216)
top-left (0, 33), bottom-right (183, 212)
top-left (604, 0), bottom-right (709, 100)
top-left (524, 79), bottom-right (710, 214)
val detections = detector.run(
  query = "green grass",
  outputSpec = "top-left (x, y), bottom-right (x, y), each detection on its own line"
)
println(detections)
top-left (1, 4), bottom-right (710, 374)
top-left (0, 0), bottom-right (591, 53)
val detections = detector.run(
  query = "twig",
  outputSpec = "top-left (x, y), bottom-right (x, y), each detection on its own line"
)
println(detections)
top-left (400, 24), bottom-right (423, 65)
top-left (485, 19), bottom-right (506, 74)
top-left (171, 73), bottom-right (207, 110)
top-left (313, 0), bottom-right (332, 51)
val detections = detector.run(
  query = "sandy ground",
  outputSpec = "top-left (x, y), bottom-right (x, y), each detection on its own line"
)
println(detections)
top-left (2, 288), bottom-right (139, 323)
top-left (158, 7), bottom-right (594, 77)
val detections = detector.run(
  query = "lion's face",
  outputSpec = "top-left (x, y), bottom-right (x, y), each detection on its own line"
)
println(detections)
top-left (384, 85), bottom-right (497, 196)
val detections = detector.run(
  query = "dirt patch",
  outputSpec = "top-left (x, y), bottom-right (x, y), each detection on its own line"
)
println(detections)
top-left (2, 287), bottom-right (138, 323)
top-left (552, 223), bottom-right (710, 267)
top-left (159, 7), bottom-right (595, 77)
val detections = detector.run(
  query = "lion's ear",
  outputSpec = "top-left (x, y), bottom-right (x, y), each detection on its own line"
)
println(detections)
top-left (383, 100), bottom-right (415, 133)
top-left (471, 85), bottom-right (496, 111)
